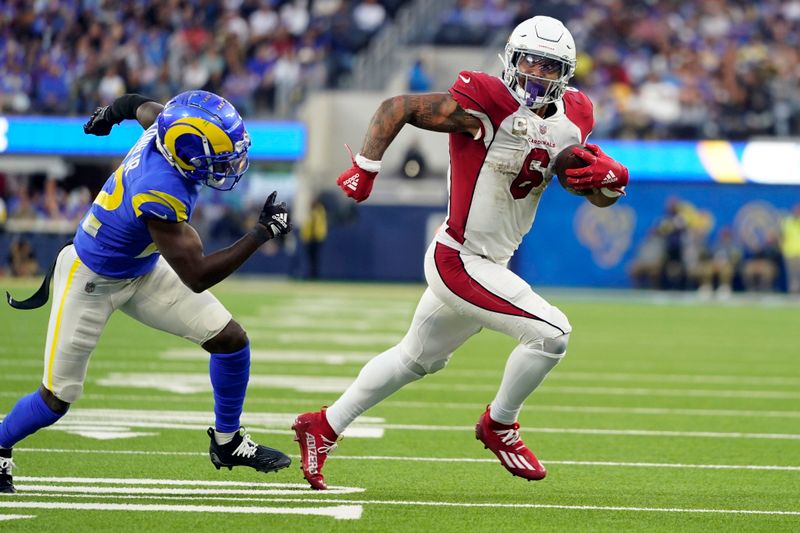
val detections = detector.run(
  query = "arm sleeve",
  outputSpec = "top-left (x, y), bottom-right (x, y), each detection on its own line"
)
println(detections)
top-left (107, 94), bottom-right (157, 124)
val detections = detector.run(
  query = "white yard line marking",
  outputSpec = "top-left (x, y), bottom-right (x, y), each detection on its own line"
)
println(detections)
top-left (376, 401), bottom-right (800, 419)
top-left (5, 496), bottom-right (792, 517)
top-left (248, 331), bottom-right (402, 345)
top-left (444, 369), bottom-right (800, 387)
top-left (89, 372), bottom-right (800, 400)
top-left (15, 449), bottom-right (800, 473)
top-left (95, 373), bottom-right (359, 394)
top-left (240, 317), bottom-right (407, 332)
top-left (0, 501), bottom-right (362, 520)
top-left (261, 301), bottom-right (414, 313)
top-left (1, 408), bottom-right (383, 440)
top-left (330, 456), bottom-right (800, 472)
top-left (415, 383), bottom-right (800, 400)
top-left (161, 348), bottom-right (375, 365)
top-left (8, 474), bottom-right (798, 518)
top-left (16, 484), bottom-right (347, 497)
top-left (5, 391), bottom-right (794, 420)
top-left (200, 498), bottom-right (800, 516)
top-left (0, 515), bottom-right (36, 521)
top-left (16, 477), bottom-right (364, 493)
top-left (369, 424), bottom-right (800, 440)
top-left (7, 407), bottom-right (797, 441)
top-left (553, 371), bottom-right (800, 386)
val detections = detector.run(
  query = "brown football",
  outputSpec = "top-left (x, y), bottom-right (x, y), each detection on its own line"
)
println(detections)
top-left (553, 143), bottom-right (592, 196)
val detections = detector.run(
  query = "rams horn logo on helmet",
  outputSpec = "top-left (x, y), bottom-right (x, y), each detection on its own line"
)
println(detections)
top-left (155, 90), bottom-right (250, 191)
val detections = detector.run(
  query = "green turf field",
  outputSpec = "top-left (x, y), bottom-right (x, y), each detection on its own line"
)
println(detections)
top-left (1, 279), bottom-right (799, 531)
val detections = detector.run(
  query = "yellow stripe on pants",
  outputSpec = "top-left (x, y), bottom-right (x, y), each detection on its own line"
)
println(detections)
top-left (46, 257), bottom-right (82, 390)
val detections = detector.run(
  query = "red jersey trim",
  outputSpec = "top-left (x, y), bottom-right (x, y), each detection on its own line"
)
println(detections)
top-left (433, 243), bottom-right (566, 334)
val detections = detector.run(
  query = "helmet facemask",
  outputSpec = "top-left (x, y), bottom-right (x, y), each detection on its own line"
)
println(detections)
top-left (191, 131), bottom-right (251, 191)
top-left (502, 46), bottom-right (573, 109)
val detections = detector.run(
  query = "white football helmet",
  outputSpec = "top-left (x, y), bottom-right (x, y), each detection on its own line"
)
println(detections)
top-left (501, 16), bottom-right (576, 109)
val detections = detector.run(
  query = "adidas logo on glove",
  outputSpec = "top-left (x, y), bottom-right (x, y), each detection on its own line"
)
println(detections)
top-left (343, 174), bottom-right (360, 191)
top-left (601, 170), bottom-right (617, 185)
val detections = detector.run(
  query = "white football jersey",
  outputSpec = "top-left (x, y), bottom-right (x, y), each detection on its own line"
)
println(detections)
top-left (436, 70), bottom-right (594, 264)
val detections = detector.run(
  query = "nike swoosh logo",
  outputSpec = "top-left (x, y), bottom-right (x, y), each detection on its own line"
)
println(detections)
top-left (459, 74), bottom-right (471, 84)
top-left (148, 211), bottom-right (169, 220)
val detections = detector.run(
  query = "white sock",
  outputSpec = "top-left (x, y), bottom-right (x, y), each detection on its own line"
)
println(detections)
top-left (490, 345), bottom-right (561, 425)
top-left (214, 430), bottom-right (236, 445)
top-left (326, 345), bottom-right (424, 435)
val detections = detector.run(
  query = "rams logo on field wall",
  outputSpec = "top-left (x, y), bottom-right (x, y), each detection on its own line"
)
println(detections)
top-left (573, 202), bottom-right (635, 268)
top-left (733, 200), bottom-right (786, 251)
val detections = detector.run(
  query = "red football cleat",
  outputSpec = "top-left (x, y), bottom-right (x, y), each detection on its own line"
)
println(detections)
top-left (292, 408), bottom-right (339, 490)
top-left (475, 405), bottom-right (547, 481)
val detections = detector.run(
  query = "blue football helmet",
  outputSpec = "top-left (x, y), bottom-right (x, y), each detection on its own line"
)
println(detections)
top-left (155, 90), bottom-right (250, 191)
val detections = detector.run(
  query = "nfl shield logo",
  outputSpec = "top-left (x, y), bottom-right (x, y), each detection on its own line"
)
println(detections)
top-left (539, 124), bottom-right (548, 134)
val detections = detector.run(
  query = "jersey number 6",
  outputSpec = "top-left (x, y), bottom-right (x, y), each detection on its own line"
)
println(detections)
top-left (510, 148), bottom-right (550, 200)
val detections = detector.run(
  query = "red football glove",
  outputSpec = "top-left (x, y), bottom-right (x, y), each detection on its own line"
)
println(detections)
top-left (565, 143), bottom-right (629, 194)
top-left (336, 145), bottom-right (380, 203)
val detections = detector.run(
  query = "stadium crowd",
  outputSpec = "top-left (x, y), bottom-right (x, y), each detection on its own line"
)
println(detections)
top-left (436, 0), bottom-right (800, 140)
top-left (2, 0), bottom-right (798, 134)
top-left (0, 0), bottom-right (407, 118)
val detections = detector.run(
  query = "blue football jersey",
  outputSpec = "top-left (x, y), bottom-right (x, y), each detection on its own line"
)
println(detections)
top-left (73, 125), bottom-right (200, 278)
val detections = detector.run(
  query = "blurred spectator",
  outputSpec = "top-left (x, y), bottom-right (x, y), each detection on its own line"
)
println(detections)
top-left (742, 232), bottom-right (783, 292)
top-left (273, 49), bottom-right (302, 117)
top-left (221, 61), bottom-right (259, 117)
top-left (353, 0), bottom-right (388, 35)
top-left (682, 207), bottom-right (714, 292)
top-left (281, 0), bottom-right (311, 38)
top-left (436, 0), bottom-right (489, 45)
top-left (97, 66), bottom-right (126, 105)
top-left (706, 227), bottom-right (742, 298)
top-left (657, 198), bottom-right (688, 289)
top-left (181, 57), bottom-right (211, 92)
top-left (408, 57), bottom-right (432, 92)
top-left (300, 196), bottom-right (328, 279)
top-left (628, 227), bottom-right (665, 289)
top-left (250, 2), bottom-right (280, 42)
top-left (64, 186), bottom-right (92, 223)
top-left (780, 204), bottom-right (800, 293)
top-left (8, 237), bottom-right (39, 277)
top-left (400, 142), bottom-right (428, 179)
top-left (699, 226), bottom-right (743, 299)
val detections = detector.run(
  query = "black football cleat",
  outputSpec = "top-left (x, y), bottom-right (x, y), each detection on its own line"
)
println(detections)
top-left (208, 427), bottom-right (291, 474)
top-left (0, 448), bottom-right (16, 494)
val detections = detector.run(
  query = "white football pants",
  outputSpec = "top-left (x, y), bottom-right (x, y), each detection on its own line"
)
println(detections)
top-left (41, 244), bottom-right (231, 403)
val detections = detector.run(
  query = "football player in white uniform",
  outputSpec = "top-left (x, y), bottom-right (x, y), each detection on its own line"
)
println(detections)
top-left (293, 16), bottom-right (629, 489)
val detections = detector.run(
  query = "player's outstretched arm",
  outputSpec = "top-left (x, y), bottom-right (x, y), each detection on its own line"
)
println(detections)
top-left (335, 93), bottom-right (483, 203)
top-left (360, 93), bottom-right (482, 160)
top-left (83, 94), bottom-right (164, 135)
top-left (146, 192), bottom-right (291, 293)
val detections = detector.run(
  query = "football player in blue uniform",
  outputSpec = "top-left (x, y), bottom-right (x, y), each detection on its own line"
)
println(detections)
top-left (0, 91), bottom-right (292, 493)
